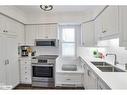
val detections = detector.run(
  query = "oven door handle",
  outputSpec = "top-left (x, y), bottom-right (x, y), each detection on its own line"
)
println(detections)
top-left (32, 64), bottom-right (54, 67)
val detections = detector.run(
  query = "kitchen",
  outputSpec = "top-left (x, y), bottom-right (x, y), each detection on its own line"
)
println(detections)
top-left (1, 5), bottom-right (127, 90)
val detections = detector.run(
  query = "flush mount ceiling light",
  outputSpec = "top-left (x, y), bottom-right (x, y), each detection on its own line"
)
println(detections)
top-left (40, 5), bottom-right (53, 11)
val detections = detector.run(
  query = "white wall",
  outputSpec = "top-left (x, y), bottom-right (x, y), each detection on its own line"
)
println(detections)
top-left (0, 6), bottom-right (27, 23)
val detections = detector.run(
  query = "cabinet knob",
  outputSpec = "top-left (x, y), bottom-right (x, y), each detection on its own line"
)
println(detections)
top-left (3, 30), bottom-right (6, 32)
top-left (102, 30), bottom-right (107, 33)
top-left (82, 42), bottom-right (85, 46)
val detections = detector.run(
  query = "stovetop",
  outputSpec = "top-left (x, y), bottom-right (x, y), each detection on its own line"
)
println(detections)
top-left (32, 55), bottom-right (58, 60)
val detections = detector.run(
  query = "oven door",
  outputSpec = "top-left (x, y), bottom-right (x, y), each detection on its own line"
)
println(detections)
top-left (32, 64), bottom-right (54, 82)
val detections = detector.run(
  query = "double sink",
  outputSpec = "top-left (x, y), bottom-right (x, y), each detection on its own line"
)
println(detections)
top-left (91, 62), bottom-right (126, 72)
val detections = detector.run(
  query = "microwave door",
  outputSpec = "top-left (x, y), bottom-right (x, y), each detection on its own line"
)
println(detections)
top-left (36, 41), bottom-right (55, 46)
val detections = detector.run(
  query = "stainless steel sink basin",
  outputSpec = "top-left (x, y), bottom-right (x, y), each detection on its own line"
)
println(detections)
top-left (91, 61), bottom-right (125, 72)
top-left (91, 62), bottom-right (112, 67)
top-left (62, 64), bottom-right (77, 71)
top-left (97, 67), bottom-right (125, 72)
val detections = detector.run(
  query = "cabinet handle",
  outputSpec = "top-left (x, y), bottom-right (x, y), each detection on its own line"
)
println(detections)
top-left (102, 30), bottom-right (107, 33)
top-left (82, 42), bottom-right (85, 46)
top-left (87, 70), bottom-right (91, 76)
top-left (5, 60), bottom-right (7, 65)
top-left (45, 36), bottom-right (48, 38)
top-left (7, 60), bottom-right (9, 64)
top-left (83, 64), bottom-right (86, 69)
top-left (66, 79), bottom-right (71, 80)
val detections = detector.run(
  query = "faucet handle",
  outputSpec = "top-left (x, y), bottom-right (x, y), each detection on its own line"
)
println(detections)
top-left (116, 61), bottom-right (119, 65)
top-left (125, 63), bottom-right (127, 70)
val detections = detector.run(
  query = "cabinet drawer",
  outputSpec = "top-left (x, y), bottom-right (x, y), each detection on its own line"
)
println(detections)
top-left (21, 64), bottom-right (31, 70)
top-left (56, 73), bottom-right (82, 84)
top-left (21, 76), bottom-right (32, 84)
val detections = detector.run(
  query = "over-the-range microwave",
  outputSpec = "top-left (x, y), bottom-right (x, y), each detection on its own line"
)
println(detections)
top-left (35, 39), bottom-right (59, 47)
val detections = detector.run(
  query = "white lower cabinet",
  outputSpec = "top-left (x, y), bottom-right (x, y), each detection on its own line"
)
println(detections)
top-left (85, 67), bottom-right (97, 89)
top-left (80, 57), bottom-right (110, 90)
top-left (20, 58), bottom-right (32, 84)
top-left (97, 78), bottom-right (110, 89)
top-left (0, 34), bottom-right (19, 88)
top-left (55, 73), bottom-right (83, 87)
top-left (83, 63), bottom-right (97, 89)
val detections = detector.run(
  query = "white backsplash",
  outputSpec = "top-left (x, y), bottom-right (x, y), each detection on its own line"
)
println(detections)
top-left (77, 38), bottom-right (127, 65)
top-left (32, 46), bottom-right (59, 56)
top-left (103, 38), bottom-right (127, 64)
top-left (77, 47), bottom-right (106, 60)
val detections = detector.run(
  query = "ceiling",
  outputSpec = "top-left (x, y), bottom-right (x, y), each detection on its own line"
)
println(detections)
top-left (15, 5), bottom-right (99, 15)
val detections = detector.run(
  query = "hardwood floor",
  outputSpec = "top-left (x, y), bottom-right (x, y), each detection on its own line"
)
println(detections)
top-left (14, 84), bottom-right (84, 90)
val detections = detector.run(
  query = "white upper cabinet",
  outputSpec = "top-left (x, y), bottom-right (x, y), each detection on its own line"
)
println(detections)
top-left (36, 24), bottom-right (58, 39)
top-left (119, 6), bottom-right (127, 47)
top-left (25, 25), bottom-right (37, 46)
top-left (81, 21), bottom-right (95, 47)
top-left (99, 6), bottom-right (119, 39)
top-left (25, 24), bottom-right (58, 46)
top-left (0, 14), bottom-right (17, 36)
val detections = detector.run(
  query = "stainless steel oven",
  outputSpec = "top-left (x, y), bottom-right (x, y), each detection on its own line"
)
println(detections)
top-left (31, 55), bottom-right (58, 87)
top-left (32, 63), bottom-right (54, 87)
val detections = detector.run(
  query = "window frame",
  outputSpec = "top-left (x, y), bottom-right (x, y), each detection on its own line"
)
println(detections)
top-left (59, 25), bottom-right (76, 57)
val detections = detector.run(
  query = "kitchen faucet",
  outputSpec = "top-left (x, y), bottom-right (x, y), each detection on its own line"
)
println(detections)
top-left (106, 53), bottom-right (118, 65)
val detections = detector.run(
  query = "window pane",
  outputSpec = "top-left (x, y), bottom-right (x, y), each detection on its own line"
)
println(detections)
top-left (62, 28), bottom-right (75, 42)
top-left (62, 43), bottom-right (75, 56)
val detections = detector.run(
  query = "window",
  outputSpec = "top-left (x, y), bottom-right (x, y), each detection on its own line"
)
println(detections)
top-left (61, 28), bottom-right (75, 56)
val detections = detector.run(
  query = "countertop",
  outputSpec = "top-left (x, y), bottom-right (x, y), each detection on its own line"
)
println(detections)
top-left (80, 56), bottom-right (127, 89)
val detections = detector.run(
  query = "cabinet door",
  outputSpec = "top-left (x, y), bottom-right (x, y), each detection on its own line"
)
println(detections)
top-left (0, 14), bottom-right (6, 34)
top-left (0, 35), bottom-right (6, 85)
top-left (0, 14), bottom-right (17, 36)
top-left (4, 36), bottom-right (19, 86)
top-left (85, 67), bottom-right (97, 89)
top-left (94, 15), bottom-right (103, 43)
top-left (119, 6), bottom-right (127, 47)
top-left (37, 25), bottom-right (47, 39)
top-left (37, 24), bottom-right (57, 39)
top-left (25, 25), bottom-right (37, 46)
top-left (81, 21), bottom-right (95, 47)
top-left (47, 24), bottom-right (58, 39)
top-left (83, 64), bottom-right (88, 89)
top-left (100, 6), bottom-right (118, 38)
top-left (6, 17), bottom-right (17, 35)
top-left (97, 78), bottom-right (110, 89)
top-left (16, 22), bottom-right (25, 45)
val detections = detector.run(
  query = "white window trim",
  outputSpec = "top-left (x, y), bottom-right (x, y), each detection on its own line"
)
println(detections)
top-left (59, 25), bottom-right (78, 57)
